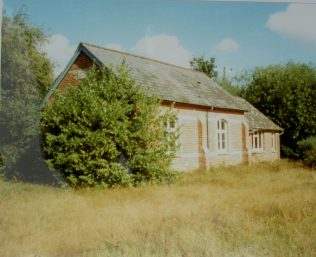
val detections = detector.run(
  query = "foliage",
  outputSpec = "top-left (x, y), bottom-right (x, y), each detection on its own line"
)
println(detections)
top-left (239, 62), bottom-right (316, 158)
top-left (41, 64), bottom-right (179, 188)
top-left (0, 155), bottom-right (3, 170)
top-left (1, 11), bottom-right (54, 97)
top-left (298, 136), bottom-right (316, 168)
top-left (190, 56), bottom-right (242, 95)
top-left (0, 11), bottom-right (54, 179)
top-left (190, 56), bottom-right (218, 79)
top-left (217, 75), bottom-right (241, 96)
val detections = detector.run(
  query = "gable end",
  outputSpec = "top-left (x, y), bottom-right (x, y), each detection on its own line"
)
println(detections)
top-left (42, 43), bottom-right (103, 106)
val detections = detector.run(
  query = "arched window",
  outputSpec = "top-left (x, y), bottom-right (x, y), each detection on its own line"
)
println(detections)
top-left (217, 119), bottom-right (228, 151)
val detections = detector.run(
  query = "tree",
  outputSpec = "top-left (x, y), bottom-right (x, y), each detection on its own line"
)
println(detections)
top-left (217, 70), bottom-right (242, 96)
top-left (1, 11), bottom-right (54, 97)
top-left (190, 56), bottom-right (218, 79)
top-left (0, 11), bottom-right (54, 180)
top-left (239, 62), bottom-right (316, 158)
top-left (41, 64), bottom-right (179, 188)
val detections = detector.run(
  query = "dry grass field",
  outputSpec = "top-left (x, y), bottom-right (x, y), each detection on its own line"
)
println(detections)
top-left (0, 161), bottom-right (315, 257)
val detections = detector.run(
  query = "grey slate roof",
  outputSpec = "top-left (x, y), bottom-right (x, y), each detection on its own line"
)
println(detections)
top-left (45, 42), bottom-right (281, 131)
top-left (81, 42), bottom-right (246, 111)
top-left (235, 97), bottom-right (282, 131)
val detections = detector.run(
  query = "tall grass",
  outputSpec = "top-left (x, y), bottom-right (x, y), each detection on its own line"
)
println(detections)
top-left (0, 161), bottom-right (315, 257)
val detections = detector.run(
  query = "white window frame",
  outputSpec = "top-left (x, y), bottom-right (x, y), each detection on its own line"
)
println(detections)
top-left (216, 119), bottom-right (228, 153)
top-left (251, 131), bottom-right (264, 152)
top-left (271, 132), bottom-right (276, 152)
top-left (164, 116), bottom-right (180, 149)
top-left (73, 68), bottom-right (89, 80)
top-left (166, 117), bottom-right (178, 133)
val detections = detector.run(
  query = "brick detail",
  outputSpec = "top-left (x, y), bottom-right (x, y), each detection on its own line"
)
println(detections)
top-left (58, 52), bottom-right (93, 92)
top-left (198, 119), bottom-right (206, 169)
top-left (242, 123), bottom-right (249, 163)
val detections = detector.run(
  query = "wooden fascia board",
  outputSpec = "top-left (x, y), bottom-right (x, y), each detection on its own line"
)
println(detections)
top-left (162, 100), bottom-right (245, 114)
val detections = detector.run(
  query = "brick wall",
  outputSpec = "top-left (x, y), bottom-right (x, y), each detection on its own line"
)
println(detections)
top-left (56, 52), bottom-right (93, 94)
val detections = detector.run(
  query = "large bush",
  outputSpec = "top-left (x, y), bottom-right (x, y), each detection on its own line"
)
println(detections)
top-left (298, 136), bottom-right (316, 168)
top-left (41, 64), bottom-right (179, 188)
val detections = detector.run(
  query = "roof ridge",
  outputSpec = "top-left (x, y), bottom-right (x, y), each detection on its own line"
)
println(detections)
top-left (80, 41), bottom-right (198, 73)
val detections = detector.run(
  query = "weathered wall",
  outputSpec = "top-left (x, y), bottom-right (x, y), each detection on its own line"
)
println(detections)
top-left (162, 104), bottom-right (280, 171)
top-left (250, 132), bottom-right (280, 163)
top-left (161, 104), bottom-right (250, 171)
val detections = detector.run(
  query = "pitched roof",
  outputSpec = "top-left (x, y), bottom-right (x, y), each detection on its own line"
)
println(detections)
top-left (79, 42), bottom-right (246, 111)
top-left (235, 96), bottom-right (282, 131)
top-left (44, 42), bottom-right (281, 131)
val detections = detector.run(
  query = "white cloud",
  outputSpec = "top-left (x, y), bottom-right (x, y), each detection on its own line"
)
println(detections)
top-left (105, 43), bottom-right (123, 51)
top-left (131, 34), bottom-right (192, 68)
top-left (42, 34), bottom-right (76, 75)
top-left (266, 4), bottom-right (316, 46)
top-left (216, 38), bottom-right (240, 54)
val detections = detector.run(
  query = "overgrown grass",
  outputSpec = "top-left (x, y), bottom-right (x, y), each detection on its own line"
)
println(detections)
top-left (0, 161), bottom-right (315, 257)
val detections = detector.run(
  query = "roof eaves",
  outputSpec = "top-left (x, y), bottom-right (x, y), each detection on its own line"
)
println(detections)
top-left (250, 127), bottom-right (283, 132)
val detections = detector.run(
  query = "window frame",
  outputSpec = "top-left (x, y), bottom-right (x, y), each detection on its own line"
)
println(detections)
top-left (164, 116), bottom-right (180, 150)
top-left (251, 131), bottom-right (264, 152)
top-left (271, 132), bottom-right (276, 152)
top-left (216, 119), bottom-right (228, 153)
top-left (165, 116), bottom-right (178, 133)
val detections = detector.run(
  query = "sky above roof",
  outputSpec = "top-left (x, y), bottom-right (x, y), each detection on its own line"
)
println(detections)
top-left (4, 0), bottom-right (316, 78)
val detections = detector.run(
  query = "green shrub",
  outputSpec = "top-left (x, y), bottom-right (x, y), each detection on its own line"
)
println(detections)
top-left (0, 155), bottom-right (3, 170)
top-left (298, 136), bottom-right (316, 168)
top-left (41, 63), bottom-right (179, 188)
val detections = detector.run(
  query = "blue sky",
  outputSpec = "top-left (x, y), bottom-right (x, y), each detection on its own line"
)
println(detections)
top-left (4, 0), bottom-right (316, 77)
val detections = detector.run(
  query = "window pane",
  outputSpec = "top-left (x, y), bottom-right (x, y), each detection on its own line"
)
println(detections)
top-left (217, 120), bottom-right (228, 151)
top-left (170, 119), bottom-right (175, 128)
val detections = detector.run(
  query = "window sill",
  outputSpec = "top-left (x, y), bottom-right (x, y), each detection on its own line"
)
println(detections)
top-left (216, 150), bottom-right (230, 155)
top-left (251, 149), bottom-right (265, 154)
